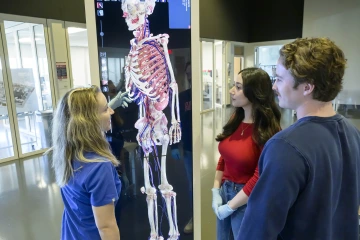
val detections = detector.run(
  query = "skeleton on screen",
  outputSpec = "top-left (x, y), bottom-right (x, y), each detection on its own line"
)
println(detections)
top-left (121, 0), bottom-right (182, 239)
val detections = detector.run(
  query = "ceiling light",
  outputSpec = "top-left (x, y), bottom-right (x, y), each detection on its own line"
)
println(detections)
top-left (18, 37), bottom-right (42, 43)
top-left (68, 27), bottom-right (87, 34)
top-left (18, 38), bottom-right (31, 43)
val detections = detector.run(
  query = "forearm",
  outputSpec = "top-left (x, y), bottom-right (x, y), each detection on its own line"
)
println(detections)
top-left (98, 225), bottom-right (120, 240)
top-left (228, 189), bottom-right (248, 209)
top-left (213, 170), bottom-right (223, 189)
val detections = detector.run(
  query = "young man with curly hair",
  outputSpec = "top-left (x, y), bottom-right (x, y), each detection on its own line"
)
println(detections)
top-left (237, 38), bottom-right (360, 240)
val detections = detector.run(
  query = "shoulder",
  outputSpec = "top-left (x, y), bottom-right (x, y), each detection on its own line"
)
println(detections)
top-left (270, 116), bottom-right (326, 144)
top-left (274, 114), bottom-right (360, 145)
top-left (73, 153), bottom-right (114, 174)
top-left (263, 137), bottom-right (305, 159)
top-left (260, 138), bottom-right (309, 180)
top-left (262, 120), bottom-right (312, 166)
top-left (156, 34), bottom-right (169, 41)
top-left (264, 121), bottom-right (315, 165)
top-left (340, 116), bottom-right (360, 134)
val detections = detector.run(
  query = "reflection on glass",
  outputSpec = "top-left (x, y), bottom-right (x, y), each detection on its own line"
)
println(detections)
top-left (202, 41), bottom-right (214, 110)
top-left (215, 41), bottom-right (223, 105)
top-left (34, 25), bottom-right (52, 111)
top-left (67, 27), bottom-right (91, 87)
top-left (257, 45), bottom-right (282, 85)
top-left (215, 41), bottom-right (225, 105)
top-left (23, 156), bottom-right (52, 188)
top-left (4, 21), bottom-right (53, 154)
top-left (0, 163), bottom-right (19, 192)
top-left (231, 55), bottom-right (244, 105)
top-left (108, 58), bottom-right (121, 87)
top-left (0, 58), bottom-right (15, 159)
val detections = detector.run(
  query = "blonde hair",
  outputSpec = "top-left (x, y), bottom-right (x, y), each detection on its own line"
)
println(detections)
top-left (48, 85), bottom-right (118, 187)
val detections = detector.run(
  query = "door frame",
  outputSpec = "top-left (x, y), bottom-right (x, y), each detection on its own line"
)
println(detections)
top-left (199, 38), bottom-right (215, 113)
top-left (0, 25), bottom-right (18, 162)
top-left (64, 21), bottom-right (87, 89)
top-left (0, 14), bottom-right (56, 160)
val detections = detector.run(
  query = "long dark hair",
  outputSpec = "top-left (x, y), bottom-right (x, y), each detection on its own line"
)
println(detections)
top-left (216, 68), bottom-right (281, 146)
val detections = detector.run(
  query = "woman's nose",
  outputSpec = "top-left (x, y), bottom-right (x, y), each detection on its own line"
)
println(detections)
top-left (229, 86), bottom-right (235, 94)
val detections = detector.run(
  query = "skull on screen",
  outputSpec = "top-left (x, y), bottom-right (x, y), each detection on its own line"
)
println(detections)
top-left (121, 0), bottom-right (156, 31)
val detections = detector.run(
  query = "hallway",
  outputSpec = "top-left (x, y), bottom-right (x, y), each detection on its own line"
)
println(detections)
top-left (0, 107), bottom-right (359, 239)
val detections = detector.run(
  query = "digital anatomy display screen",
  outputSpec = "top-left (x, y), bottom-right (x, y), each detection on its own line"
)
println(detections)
top-left (168, 0), bottom-right (191, 29)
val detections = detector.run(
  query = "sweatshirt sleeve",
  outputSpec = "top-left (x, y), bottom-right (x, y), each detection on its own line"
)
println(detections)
top-left (216, 156), bottom-right (225, 171)
top-left (237, 139), bottom-right (308, 240)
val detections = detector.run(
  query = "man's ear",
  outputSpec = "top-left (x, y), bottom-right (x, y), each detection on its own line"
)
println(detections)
top-left (303, 83), bottom-right (315, 96)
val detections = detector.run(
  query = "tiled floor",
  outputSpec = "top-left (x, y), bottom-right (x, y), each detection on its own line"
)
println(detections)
top-left (0, 155), bottom-right (63, 240)
top-left (0, 153), bottom-right (194, 240)
top-left (0, 106), bottom-right (359, 240)
top-left (0, 145), bottom-right (194, 239)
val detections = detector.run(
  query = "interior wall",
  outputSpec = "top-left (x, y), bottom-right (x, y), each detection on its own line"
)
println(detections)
top-left (302, 0), bottom-right (360, 102)
top-left (248, 0), bottom-right (304, 42)
top-left (199, 0), bottom-right (249, 42)
top-left (199, 0), bottom-right (303, 43)
top-left (47, 20), bottom-right (72, 101)
top-left (0, 0), bottom-right (85, 23)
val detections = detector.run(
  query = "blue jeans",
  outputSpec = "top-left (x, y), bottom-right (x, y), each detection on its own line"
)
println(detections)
top-left (183, 150), bottom-right (193, 211)
top-left (216, 180), bottom-right (247, 240)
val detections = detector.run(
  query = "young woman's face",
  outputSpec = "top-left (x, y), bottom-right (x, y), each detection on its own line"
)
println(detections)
top-left (229, 73), bottom-right (251, 108)
top-left (96, 92), bottom-right (114, 132)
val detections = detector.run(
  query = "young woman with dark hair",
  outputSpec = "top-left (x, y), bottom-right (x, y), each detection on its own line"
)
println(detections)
top-left (212, 67), bottom-right (281, 240)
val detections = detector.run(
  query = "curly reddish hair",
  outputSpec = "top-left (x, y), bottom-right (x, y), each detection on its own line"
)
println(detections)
top-left (279, 37), bottom-right (347, 102)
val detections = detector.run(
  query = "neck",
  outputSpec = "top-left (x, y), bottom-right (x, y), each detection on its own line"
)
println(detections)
top-left (296, 100), bottom-right (336, 119)
top-left (133, 20), bottom-right (150, 41)
top-left (242, 105), bottom-right (253, 123)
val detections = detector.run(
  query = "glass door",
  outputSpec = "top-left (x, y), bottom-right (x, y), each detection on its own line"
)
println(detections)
top-left (0, 32), bottom-right (17, 161)
top-left (214, 41), bottom-right (225, 107)
top-left (0, 19), bottom-right (55, 157)
top-left (201, 41), bottom-right (214, 111)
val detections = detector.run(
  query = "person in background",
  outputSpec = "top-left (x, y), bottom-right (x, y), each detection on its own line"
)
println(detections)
top-left (49, 85), bottom-right (121, 240)
top-left (106, 80), bottom-right (132, 228)
top-left (171, 61), bottom-right (193, 234)
top-left (238, 38), bottom-right (360, 240)
top-left (107, 80), bottom-right (127, 160)
top-left (213, 68), bottom-right (281, 240)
